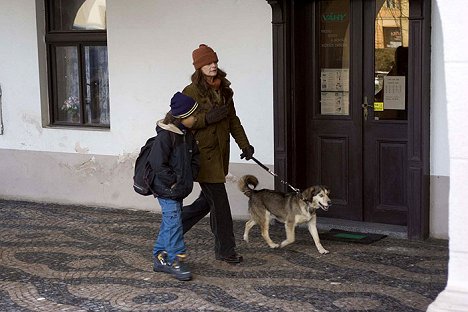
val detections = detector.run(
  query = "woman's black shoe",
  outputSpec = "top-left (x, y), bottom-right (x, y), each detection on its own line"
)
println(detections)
top-left (216, 254), bottom-right (243, 264)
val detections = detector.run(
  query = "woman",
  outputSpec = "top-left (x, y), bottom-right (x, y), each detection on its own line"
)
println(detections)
top-left (182, 44), bottom-right (254, 264)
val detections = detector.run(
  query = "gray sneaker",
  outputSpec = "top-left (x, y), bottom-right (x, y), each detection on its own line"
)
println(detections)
top-left (153, 251), bottom-right (170, 273)
top-left (168, 254), bottom-right (192, 281)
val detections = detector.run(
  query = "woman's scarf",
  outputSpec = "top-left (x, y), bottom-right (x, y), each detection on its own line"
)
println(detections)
top-left (206, 77), bottom-right (221, 90)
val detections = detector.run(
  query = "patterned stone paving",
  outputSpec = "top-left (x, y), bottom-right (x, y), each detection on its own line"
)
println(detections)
top-left (0, 200), bottom-right (447, 311)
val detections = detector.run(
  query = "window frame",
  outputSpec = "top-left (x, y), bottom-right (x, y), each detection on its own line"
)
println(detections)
top-left (44, 0), bottom-right (109, 128)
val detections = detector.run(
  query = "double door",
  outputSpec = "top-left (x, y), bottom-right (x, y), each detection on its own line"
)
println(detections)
top-left (271, 0), bottom-right (429, 233)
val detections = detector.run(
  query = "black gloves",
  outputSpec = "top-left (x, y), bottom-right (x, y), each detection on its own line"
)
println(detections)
top-left (205, 105), bottom-right (228, 125)
top-left (240, 145), bottom-right (255, 160)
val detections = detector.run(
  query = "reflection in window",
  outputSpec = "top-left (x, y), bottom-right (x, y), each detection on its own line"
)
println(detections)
top-left (385, 0), bottom-right (399, 9)
top-left (84, 46), bottom-right (109, 125)
top-left (49, 0), bottom-right (106, 31)
top-left (374, 0), bottom-right (409, 120)
top-left (55, 47), bottom-right (80, 123)
top-left (74, 0), bottom-right (106, 30)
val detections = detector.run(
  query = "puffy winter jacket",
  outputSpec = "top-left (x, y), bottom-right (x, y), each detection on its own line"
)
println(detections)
top-left (147, 121), bottom-right (200, 200)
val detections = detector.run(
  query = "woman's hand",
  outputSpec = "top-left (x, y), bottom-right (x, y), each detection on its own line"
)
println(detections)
top-left (240, 145), bottom-right (255, 160)
top-left (205, 106), bottom-right (228, 125)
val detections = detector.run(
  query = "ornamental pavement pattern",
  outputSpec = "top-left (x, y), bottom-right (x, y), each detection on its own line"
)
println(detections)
top-left (0, 200), bottom-right (447, 312)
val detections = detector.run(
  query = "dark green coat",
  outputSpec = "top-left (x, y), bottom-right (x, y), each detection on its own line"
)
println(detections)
top-left (183, 78), bottom-right (250, 183)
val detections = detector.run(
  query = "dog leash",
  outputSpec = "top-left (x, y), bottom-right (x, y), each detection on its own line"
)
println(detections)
top-left (249, 156), bottom-right (301, 193)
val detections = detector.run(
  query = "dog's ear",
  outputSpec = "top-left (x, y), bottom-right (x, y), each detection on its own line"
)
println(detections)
top-left (314, 186), bottom-right (323, 196)
top-left (303, 186), bottom-right (320, 200)
top-left (321, 185), bottom-right (330, 195)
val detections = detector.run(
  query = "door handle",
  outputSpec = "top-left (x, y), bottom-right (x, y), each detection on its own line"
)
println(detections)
top-left (362, 96), bottom-right (374, 121)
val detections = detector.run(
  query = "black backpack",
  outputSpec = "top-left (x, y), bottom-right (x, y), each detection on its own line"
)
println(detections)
top-left (133, 136), bottom-right (156, 196)
top-left (133, 131), bottom-right (176, 196)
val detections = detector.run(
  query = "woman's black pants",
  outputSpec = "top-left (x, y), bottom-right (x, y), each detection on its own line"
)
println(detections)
top-left (181, 183), bottom-right (236, 257)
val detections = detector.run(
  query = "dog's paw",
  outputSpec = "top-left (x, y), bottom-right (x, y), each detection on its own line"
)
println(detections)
top-left (318, 248), bottom-right (329, 254)
top-left (269, 243), bottom-right (280, 248)
top-left (243, 236), bottom-right (249, 243)
top-left (279, 240), bottom-right (292, 248)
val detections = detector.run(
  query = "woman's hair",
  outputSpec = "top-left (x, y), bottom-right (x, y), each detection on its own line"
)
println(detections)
top-left (190, 68), bottom-right (229, 105)
top-left (191, 68), bottom-right (227, 93)
top-left (163, 112), bottom-right (182, 126)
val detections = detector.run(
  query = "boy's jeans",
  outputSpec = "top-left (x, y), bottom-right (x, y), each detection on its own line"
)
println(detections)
top-left (153, 198), bottom-right (186, 263)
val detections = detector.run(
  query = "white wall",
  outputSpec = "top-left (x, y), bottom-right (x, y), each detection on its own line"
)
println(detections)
top-left (428, 0), bottom-right (468, 310)
top-left (0, 0), bottom-right (273, 217)
top-left (429, 0), bottom-right (450, 239)
top-left (108, 0), bottom-right (273, 163)
top-left (0, 0), bottom-right (273, 162)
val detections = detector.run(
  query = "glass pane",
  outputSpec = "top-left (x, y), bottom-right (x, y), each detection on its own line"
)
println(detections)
top-left (50, 0), bottom-right (106, 31)
top-left (84, 46), bottom-right (109, 126)
top-left (319, 0), bottom-right (350, 116)
top-left (374, 0), bottom-right (409, 120)
top-left (55, 46), bottom-right (81, 123)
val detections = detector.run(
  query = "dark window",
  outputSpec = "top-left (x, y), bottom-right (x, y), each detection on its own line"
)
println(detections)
top-left (45, 0), bottom-right (109, 127)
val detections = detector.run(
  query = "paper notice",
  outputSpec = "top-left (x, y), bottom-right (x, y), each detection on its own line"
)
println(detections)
top-left (383, 76), bottom-right (405, 110)
top-left (321, 68), bottom-right (349, 92)
top-left (321, 92), bottom-right (349, 115)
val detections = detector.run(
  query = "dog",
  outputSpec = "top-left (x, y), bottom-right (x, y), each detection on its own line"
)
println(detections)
top-left (238, 175), bottom-right (331, 254)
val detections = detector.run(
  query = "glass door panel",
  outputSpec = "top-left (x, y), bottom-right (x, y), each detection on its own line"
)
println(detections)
top-left (319, 0), bottom-right (350, 116)
top-left (373, 0), bottom-right (409, 120)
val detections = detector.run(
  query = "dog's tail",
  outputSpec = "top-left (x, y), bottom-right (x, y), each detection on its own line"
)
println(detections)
top-left (238, 175), bottom-right (258, 198)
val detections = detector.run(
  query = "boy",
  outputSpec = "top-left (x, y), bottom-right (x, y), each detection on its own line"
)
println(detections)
top-left (149, 92), bottom-right (199, 281)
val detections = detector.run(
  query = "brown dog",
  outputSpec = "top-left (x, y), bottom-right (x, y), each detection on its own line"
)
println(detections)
top-left (239, 175), bottom-right (331, 254)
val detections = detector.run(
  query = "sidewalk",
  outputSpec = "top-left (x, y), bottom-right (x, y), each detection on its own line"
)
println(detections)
top-left (0, 199), bottom-right (447, 311)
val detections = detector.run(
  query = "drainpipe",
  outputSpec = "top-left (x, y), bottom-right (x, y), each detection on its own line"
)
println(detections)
top-left (0, 84), bottom-right (3, 134)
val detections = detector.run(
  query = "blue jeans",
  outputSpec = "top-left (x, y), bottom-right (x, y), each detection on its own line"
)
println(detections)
top-left (153, 198), bottom-right (186, 263)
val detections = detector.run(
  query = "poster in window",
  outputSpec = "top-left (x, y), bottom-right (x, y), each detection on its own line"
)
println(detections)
top-left (383, 76), bottom-right (405, 110)
top-left (321, 92), bottom-right (349, 115)
top-left (384, 27), bottom-right (402, 48)
top-left (321, 68), bottom-right (349, 92)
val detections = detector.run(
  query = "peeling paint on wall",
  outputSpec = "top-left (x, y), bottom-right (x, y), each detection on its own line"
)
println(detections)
top-left (75, 156), bottom-right (97, 176)
top-left (75, 142), bottom-right (89, 154)
top-left (59, 156), bottom-right (99, 177)
top-left (117, 153), bottom-right (136, 164)
top-left (226, 173), bottom-right (239, 184)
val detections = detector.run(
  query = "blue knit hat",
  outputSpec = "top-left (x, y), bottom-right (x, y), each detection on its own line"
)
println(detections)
top-left (170, 92), bottom-right (198, 118)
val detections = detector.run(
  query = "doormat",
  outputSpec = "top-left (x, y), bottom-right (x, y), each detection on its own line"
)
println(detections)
top-left (320, 229), bottom-right (387, 244)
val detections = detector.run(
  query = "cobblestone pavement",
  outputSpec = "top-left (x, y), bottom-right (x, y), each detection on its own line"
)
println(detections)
top-left (0, 200), bottom-right (447, 311)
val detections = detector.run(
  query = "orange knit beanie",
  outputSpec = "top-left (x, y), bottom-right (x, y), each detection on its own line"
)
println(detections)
top-left (192, 44), bottom-right (218, 70)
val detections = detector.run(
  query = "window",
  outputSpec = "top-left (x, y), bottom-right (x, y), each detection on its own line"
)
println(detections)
top-left (45, 0), bottom-right (109, 127)
top-left (385, 0), bottom-right (399, 9)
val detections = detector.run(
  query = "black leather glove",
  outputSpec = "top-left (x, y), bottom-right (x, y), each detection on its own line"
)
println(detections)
top-left (240, 145), bottom-right (255, 160)
top-left (205, 105), bottom-right (228, 125)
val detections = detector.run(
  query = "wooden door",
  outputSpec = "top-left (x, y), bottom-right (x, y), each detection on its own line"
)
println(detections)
top-left (293, 0), bottom-right (415, 225)
top-left (362, 0), bottom-right (410, 225)
top-left (294, 0), bottom-right (364, 221)
top-left (268, 0), bottom-right (430, 237)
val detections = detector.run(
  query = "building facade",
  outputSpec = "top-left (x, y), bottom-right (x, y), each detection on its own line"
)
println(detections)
top-left (0, 1), bottom-right (467, 310)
